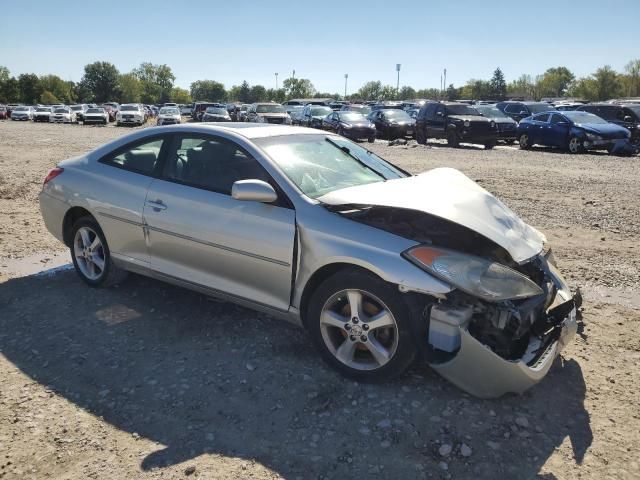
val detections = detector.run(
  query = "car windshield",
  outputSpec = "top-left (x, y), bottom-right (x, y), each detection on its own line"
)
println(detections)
top-left (527, 103), bottom-right (553, 114)
top-left (564, 112), bottom-right (609, 125)
top-left (255, 135), bottom-right (407, 198)
top-left (447, 105), bottom-right (480, 115)
top-left (160, 107), bottom-right (180, 115)
top-left (475, 106), bottom-right (508, 119)
top-left (54, 108), bottom-right (69, 113)
top-left (256, 104), bottom-right (285, 113)
top-left (349, 105), bottom-right (372, 115)
top-left (383, 110), bottom-right (412, 120)
top-left (71, 106), bottom-right (83, 111)
top-left (121, 105), bottom-right (138, 111)
top-left (15, 107), bottom-right (29, 111)
top-left (36, 107), bottom-right (51, 112)
top-left (310, 106), bottom-right (332, 116)
top-left (340, 113), bottom-right (367, 122)
top-left (205, 107), bottom-right (227, 115)
top-left (626, 106), bottom-right (640, 118)
top-left (87, 108), bottom-right (104, 113)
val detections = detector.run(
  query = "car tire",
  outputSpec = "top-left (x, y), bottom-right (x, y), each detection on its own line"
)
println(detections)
top-left (567, 136), bottom-right (584, 154)
top-left (367, 136), bottom-right (375, 143)
top-left (337, 126), bottom-right (345, 137)
top-left (70, 216), bottom-right (128, 288)
top-left (484, 141), bottom-right (496, 150)
top-left (447, 129), bottom-right (460, 148)
top-left (116, 122), bottom-right (121, 127)
top-left (518, 133), bottom-right (531, 149)
top-left (306, 268), bottom-right (417, 382)
top-left (416, 127), bottom-right (427, 145)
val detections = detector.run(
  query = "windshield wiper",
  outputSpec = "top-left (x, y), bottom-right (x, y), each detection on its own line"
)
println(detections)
top-left (324, 137), bottom-right (385, 180)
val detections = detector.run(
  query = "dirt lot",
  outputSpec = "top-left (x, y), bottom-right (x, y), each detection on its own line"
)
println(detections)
top-left (1, 120), bottom-right (639, 480)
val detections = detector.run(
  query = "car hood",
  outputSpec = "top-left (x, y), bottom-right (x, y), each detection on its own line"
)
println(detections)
top-left (258, 113), bottom-right (288, 118)
top-left (449, 115), bottom-right (491, 123)
top-left (578, 122), bottom-right (629, 136)
top-left (318, 168), bottom-right (545, 263)
top-left (345, 121), bottom-right (374, 127)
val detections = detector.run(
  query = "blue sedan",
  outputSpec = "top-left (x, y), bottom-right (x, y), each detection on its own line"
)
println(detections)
top-left (517, 111), bottom-right (631, 154)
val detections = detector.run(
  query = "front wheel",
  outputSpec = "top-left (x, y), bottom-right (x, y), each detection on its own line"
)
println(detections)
top-left (307, 269), bottom-right (417, 382)
top-left (416, 126), bottom-right (427, 145)
top-left (70, 217), bottom-right (127, 287)
top-left (484, 140), bottom-right (496, 150)
top-left (447, 129), bottom-right (460, 148)
top-left (367, 136), bottom-right (375, 143)
top-left (567, 136), bottom-right (584, 154)
top-left (519, 133), bottom-right (531, 149)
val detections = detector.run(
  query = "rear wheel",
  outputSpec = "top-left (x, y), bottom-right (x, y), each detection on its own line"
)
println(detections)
top-left (307, 269), bottom-right (417, 382)
top-left (519, 133), bottom-right (531, 149)
top-left (567, 136), bottom-right (584, 154)
top-left (367, 136), bottom-right (375, 143)
top-left (416, 126), bottom-right (427, 145)
top-left (70, 217), bottom-right (127, 287)
top-left (484, 140), bottom-right (496, 150)
top-left (447, 129), bottom-right (460, 148)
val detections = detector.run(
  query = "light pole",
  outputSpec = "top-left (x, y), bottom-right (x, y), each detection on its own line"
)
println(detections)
top-left (344, 73), bottom-right (348, 99)
top-left (396, 64), bottom-right (401, 98)
top-left (275, 72), bottom-right (278, 90)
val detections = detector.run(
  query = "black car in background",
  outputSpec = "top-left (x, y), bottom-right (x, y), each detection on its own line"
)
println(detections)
top-left (201, 107), bottom-right (232, 122)
top-left (495, 101), bottom-right (554, 122)
top-left (576, 103), bottom-right (640, 145)
top-left (300, 104), bottom-right (333, 128)
top-left (474, 104), bottom-right (518, 143)
top-left (367, 108), bottom-right (415, 140)
top-left (415, 102), bottom-right (498, 148)
top-left (322, 111), bottom-right (376, 142)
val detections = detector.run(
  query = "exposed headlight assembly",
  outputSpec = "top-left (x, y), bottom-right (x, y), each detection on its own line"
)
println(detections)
top-left (403, 246), bottom-right (543, 302)
top-left (585, 132), bottom-right (602, 141)
top-left (463, 120), bottom-right (470, 127)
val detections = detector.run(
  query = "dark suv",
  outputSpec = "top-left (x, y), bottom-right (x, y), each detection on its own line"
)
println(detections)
top-left (495, 101), bottom-right (554, 122)
top-left (576, 103), bottom-right (640, 146)
top-left (416, 102), bottom-right (499, 149)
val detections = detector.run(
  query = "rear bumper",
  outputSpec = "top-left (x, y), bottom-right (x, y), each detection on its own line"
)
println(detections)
top-left (458, 130), bottom-right (499, 143)
top-left (344, 128), bottom-right (376, 139)
top-left (39, 191), bottom-right (68, 245)
top-left (430, 264), bottom-right (578, 398)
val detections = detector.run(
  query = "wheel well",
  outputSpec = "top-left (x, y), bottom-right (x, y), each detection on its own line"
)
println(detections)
top-left (62, 207), bottom-right (94, 247)
top-left (298, 263), bottom-right (381, 328)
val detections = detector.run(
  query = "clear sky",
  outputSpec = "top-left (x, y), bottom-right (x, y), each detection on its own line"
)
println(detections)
top-left (2, 0), bottom-right (638, 94)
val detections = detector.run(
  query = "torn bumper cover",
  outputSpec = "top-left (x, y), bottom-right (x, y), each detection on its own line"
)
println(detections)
top-left (429, 266), bottom-right (580, 399)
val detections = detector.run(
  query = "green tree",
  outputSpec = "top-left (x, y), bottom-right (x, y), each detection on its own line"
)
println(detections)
top-left (238, 81), bottom-right (251, 103)
top-left (266, 88), bottom-right (286, 103)
top-left (189, 80), bottom-right (227, 101)
top-left (489, 67), bottom-right (507, 100)
top-left (569, 66), bottom-right (623, 101)
top-left (0, 77), bottom-right (20, 103)
top-left (461, 79), bottom-right (492, 100)
top-left (536, 67), bottom-right (575, 98)
top-left (282, 77), bottom-right (315, 99)
top-left (132, 62), bottom-right (175, 103)
top-left (18, 73), bottom-right (42, 104)
top-left (0, 66), bottom-right (9, 84)
top-left (446, 84), bottom-right (459, 101)
top-left (81, 61), bottom-right (120, 102)
top-left (398, 85), bottom-right (416, 99)
top-left (117, 73), bottom-right (143, 103)
top-left (249, 85), bottom-right (267, 102)
top-left (39, 75), bottom-right (75, 103)
top-left (40, 90), bottom-right (59, 104)
top-left (356, 81), bottom-right (382, 100)
top-left (415, 88), bottom-right (441, 99)
top-left (171, 87), bottom-right (191, 104)
top-left (623, 59), bottom-right (640, 97)
top-left (507, 74), bottom-right (537, 99)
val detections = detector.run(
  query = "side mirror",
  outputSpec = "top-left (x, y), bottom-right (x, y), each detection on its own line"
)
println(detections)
top-left (436, 111), bottom-right (443, 116)
top-left (624, 115), bottom-right (633, 122)
top-left (520, 110), bottom-right (527, 115)
top-left (232, 179), bottom-right (277, 203)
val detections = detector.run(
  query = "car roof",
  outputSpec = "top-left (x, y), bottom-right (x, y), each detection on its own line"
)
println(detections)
top-left (166, 123), bottom-right (327, 139)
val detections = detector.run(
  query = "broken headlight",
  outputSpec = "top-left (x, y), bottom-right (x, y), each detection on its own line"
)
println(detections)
top-left (403, 246), bottom-right (543, 302)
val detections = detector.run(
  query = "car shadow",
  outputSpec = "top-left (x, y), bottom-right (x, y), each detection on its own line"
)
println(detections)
top-left (0, 268), bottom-right (593, 479)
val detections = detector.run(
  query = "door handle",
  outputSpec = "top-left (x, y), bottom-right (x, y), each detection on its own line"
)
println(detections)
top-left (146, 199), bottom-right (167, 211)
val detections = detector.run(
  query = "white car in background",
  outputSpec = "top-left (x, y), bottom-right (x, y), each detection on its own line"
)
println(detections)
top-left (180, 105), bottom-right (192, 116)
top-left (11, 106), bottom-right (34, 120)
top-left (83, 107), bottom-right (109, 125)
top-left (50, 106), bottom-right (77, 123)
top-left (70, 104), bottom-right (88, 122)
top-left (157, 107), bottom-right (181, 126)
top-left (116, 104), bottom-right (145, 126)
top-left (33, 106), bottom-right (53, 122)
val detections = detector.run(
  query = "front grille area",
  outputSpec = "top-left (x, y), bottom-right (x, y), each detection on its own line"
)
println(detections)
top-left (266, 117), bottom-right (285, 124)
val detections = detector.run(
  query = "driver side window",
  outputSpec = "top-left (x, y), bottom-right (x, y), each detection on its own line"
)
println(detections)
top-left (162, 135), bottom-right (271, 195)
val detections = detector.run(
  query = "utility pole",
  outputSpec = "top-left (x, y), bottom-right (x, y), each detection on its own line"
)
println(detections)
top-left (344, 73), bottom-right (348, 99)
top-left (396, 64), bottom-right (401, 97)
top-left (440, 75), bottom-right (443, 96)
top-left (275, 72), bottom-right (278, 90)
top-left (444, 68), bottom-right (447, 92)
top-left (292, 69), bottom-right (296, 80)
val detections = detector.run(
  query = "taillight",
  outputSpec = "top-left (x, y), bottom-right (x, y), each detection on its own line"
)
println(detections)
top-left (43, 167), bottom-right (64, 185)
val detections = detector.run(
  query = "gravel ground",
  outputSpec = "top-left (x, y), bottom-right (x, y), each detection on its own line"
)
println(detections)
top-left (0, 120), bottom-right (639, 479)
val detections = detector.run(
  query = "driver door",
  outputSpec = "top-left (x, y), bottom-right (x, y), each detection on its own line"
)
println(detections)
top-left (143, 133), bottom-right (296, 311)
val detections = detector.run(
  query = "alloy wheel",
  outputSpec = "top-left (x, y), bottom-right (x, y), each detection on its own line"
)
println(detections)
top-left (73, 226), bottom-right (105, 280)
top-left (319, 289), bottom-right (399, 371)
top-left (568, 137), bottom-right (581, 154)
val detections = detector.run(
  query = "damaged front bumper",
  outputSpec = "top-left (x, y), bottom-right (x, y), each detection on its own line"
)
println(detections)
top-left (429, 264), bottom-right (579, 399)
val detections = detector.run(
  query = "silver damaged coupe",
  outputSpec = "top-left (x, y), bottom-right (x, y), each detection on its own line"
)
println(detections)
top-left (39, 124), bottom-right (580, 398)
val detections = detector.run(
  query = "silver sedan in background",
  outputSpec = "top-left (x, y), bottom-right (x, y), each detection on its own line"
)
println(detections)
top-left (39, 124), bottom-right (579, 398)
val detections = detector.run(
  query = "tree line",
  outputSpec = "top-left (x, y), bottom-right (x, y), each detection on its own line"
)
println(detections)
top-left (1, 59), bottom-right (639, 105)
